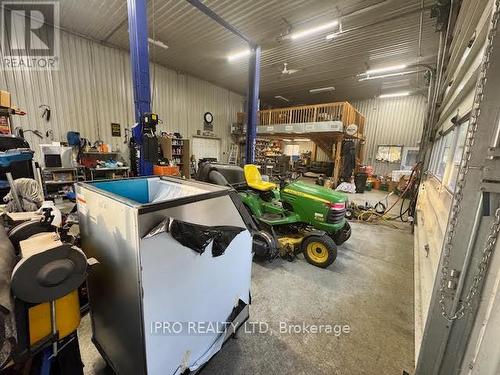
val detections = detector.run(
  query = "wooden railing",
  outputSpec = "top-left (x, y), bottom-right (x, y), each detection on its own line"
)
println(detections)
top-left (257, 101), bottom-right (365, 136)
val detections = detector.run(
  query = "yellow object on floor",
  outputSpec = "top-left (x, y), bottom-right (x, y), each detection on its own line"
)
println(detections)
top-left (28, 290), bottom-right (80, 346)
top-left (244, 164), bottom-right (277, 191)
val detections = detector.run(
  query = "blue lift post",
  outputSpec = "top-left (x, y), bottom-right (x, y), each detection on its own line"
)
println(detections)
top-left (127, 0), bottom-right (153, 175)
top-left (245, 46), bottom-right (261, 164)
top-left (185, 0), bottom-right (260, 164)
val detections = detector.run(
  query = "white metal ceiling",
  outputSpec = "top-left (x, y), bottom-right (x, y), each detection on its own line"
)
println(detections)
top-left (57, 0), bottom-right (440, 105)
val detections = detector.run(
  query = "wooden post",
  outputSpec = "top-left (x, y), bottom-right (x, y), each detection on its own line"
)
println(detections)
top-left (268, 111), bottom-right (271, 125)
top-left (312, 143), bottom-right (317, 161)
top-left (332, 137), bottom-right (343, 186)
top-left (357, 136), bottom-right (365, 165)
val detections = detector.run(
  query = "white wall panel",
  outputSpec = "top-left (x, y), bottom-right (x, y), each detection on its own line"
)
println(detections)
top-left (0, 28), bottom-right (244, 163)
top-left (282, 141), bottom-right (330, 162)
top-left (353, 95), bottom-right (427, 176)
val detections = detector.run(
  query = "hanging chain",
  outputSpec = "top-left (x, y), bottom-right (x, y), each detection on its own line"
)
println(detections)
top-left (438, 0), bottom-right (500, 322)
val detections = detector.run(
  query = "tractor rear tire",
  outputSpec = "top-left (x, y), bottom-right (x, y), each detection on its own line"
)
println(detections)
top-left (302, 234), bottom-right (337, 268)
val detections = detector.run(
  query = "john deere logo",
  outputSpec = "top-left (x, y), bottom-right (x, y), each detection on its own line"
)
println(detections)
top-left (1, 1), bottom-right (60, 70)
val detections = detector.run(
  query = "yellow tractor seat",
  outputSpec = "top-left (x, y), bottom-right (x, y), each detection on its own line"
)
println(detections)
top-left (244, 164), bottom-right (277, 191)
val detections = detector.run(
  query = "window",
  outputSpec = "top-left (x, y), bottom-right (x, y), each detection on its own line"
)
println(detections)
top-left (401, 147), bottom-right (419, 170)
top-left (428, 141), bottom-right (438, 174)
top-left (426, 118), bottom-right (470, 190)
top-left (284, 144), bottom-right (300, 156)
top-left (445, 122), bottom-right (468, 191)
top-left (436, 132), bottom-right (453, 179)
top-left (376, 145), bottom-right (403, 163)
top-left (429, 137), bottom-right (442, 176)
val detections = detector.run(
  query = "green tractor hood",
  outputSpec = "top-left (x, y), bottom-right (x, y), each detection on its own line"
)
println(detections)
top-left (283, 181), bottom-right (347, 204)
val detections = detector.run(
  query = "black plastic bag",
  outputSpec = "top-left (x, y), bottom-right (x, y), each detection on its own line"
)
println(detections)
top-left (169, 220), bottom-right (244, 257)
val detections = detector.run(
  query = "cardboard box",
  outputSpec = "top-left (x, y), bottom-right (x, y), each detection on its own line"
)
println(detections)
top-left (0, 90), bottom-right (11, 108)
top-left (153, 165), bottom-right (179, 176)
top-left (158, 136), bottom-right (173, 159)
top-left (237, 112), bottom-right (246, 125)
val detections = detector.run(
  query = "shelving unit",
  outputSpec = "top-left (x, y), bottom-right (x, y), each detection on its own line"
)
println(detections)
top-left (42, 167), bottom-right (80, 198)
top-left (171, 138), bottom-right (184, 166)
top-left (158, 136), bottom-right (191, 177)
top-left (80, 151), bottom-right (129, 181)
top-left (254, 139), bottom-right (289, 176)
top-left (89, 167), bottom-right (130, 180)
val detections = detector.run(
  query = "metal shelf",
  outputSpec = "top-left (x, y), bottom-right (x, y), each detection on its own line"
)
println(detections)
top-left (45, 180), bottom-right (76, 185)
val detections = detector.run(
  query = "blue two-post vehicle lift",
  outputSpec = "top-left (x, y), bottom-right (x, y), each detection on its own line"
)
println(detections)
top-left (126, 0), bottom-right (260, 175)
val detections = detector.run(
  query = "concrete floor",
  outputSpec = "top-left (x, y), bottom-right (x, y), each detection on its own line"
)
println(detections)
top-left (79, 189), bottom-right (415, 375)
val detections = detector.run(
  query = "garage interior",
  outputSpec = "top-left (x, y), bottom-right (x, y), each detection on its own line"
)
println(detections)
top-left (0, 1), bottom-right (499, 375)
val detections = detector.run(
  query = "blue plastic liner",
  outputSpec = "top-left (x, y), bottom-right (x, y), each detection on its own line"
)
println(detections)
top-left (0, 150), bottom-right (34, 167)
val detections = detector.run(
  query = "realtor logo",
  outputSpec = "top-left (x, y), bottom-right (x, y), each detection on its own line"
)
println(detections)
top-left (1, 1), bottom-right (59, 70)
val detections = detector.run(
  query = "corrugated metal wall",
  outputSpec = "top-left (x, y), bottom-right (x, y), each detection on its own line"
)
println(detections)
top-left (0, 28), bottom-right (244, 162)
top-left (353, 95), bottom-right (427, 176)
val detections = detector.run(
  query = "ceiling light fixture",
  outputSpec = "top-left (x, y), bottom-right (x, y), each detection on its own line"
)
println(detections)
top-left (148, 38), bottom-right (169, 50)
top-left (358, 70), bottom-right (419, 81)
top-left (379, 91), bottom-right (411, 99)
top-left (274, 95), bottom-right (290, 102)
top-left (325, 33), bottom-right (338, 40)
top-left (227, 49), bottom-right (250, 62)
top-left (309, 86), bottom-right (335, 94)
top-left (364, 64), bottom-right (407, 75)
top-left (290, 20), bottom-right (339, 40)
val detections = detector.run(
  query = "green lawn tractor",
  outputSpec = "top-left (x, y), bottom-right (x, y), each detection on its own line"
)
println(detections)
top-left (196, 162), bottom-right (351, 268)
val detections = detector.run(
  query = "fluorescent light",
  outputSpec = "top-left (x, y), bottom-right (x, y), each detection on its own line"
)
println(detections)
top-left (358, 70), bottom-right (419, 81)
top-left (282, 139), bottom-right (292, 142)
top-left (290, 20), bottom-right (338, 40)
top-left (227, 49), bottom-right (250, 62)
top-left (309, 86), bottom-right (335, 94)
top-left (365, 64), bottom-right (407, 75)
top-left (379, 91), bottom-right (411, 99)
top-left (325, 33), bottom-right (337, 40)
top-left (148, 38), bottom-right (168, 50)
top-left (294, 138), bottom-right (311, 142)
top-left (274, 95), bottom-right (290, 102)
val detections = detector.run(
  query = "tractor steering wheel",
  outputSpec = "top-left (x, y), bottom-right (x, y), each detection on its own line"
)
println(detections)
top-left (277, 172), bottom-right (300, 189)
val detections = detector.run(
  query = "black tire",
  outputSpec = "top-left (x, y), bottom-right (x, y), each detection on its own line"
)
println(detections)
top-left (8, 221), bottom-right (55, 255)
top-left (301, 234), bottom-right (337, 268)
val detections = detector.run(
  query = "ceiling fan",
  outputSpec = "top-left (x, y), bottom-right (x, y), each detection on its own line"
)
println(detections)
top-left (281, 62), bottom-right (300, 75)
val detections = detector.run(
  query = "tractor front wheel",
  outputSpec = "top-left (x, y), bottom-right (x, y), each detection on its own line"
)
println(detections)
top-left (302, 235), bottom-right (337, 268)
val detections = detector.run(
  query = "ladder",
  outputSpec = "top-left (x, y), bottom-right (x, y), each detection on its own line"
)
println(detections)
top-left (228, 144), bottom-right (238, 164)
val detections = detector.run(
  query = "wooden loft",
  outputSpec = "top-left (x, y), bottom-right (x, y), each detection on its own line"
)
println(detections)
top-left (257, 102), bottom-right (365, 154)
top-left (255, 101), bottom-right (367, 184)
top-left (258, 101), bottom-right (364, 129)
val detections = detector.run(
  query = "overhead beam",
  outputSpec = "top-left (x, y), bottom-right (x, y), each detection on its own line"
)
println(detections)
top-left (185, 0), bottom-right (256, 47)
top-left (185, 0), bottom-right (260, 163)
